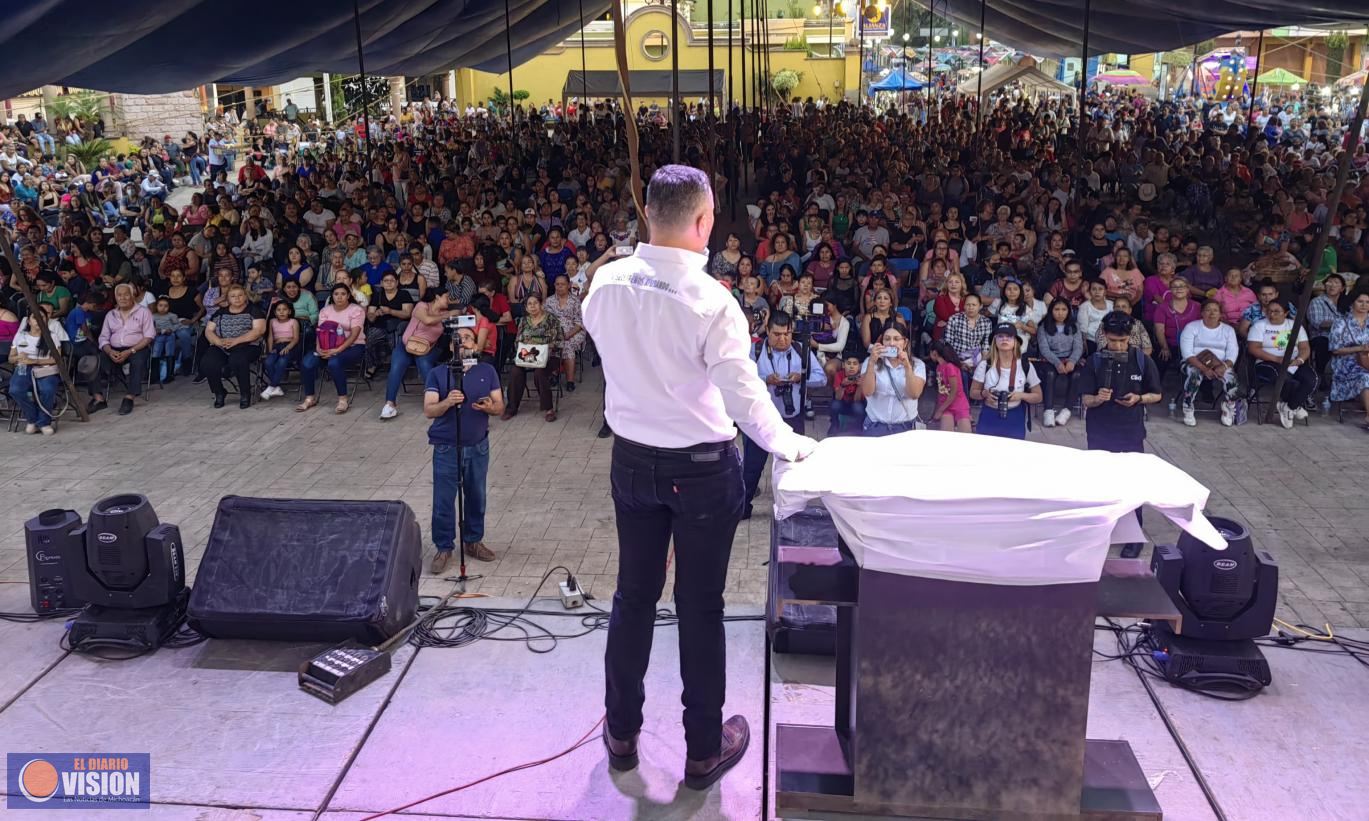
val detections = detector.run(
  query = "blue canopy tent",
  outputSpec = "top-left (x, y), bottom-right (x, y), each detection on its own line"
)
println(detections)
top-left (868, 71), bottom-right (925, 94)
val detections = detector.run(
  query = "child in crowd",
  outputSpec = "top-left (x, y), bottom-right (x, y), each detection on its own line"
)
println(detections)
top-left (150, 296), bottom-right (181, 383)
top-left (245, 264), bottom-right (275, 305)
top-left (827, 356), bottom-right (866, 435)
top-left (260, 299), bottom-right (300, 400)
top-left (929, 341), bottom-right (972, 432)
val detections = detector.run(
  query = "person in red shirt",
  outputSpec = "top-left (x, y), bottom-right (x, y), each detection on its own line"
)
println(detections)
top-left (69, 238), bottom-right (103, 283)
top-left (237, 157), bottom-right (267, 187)
top-left (478, 279), bottom-right (514, 366)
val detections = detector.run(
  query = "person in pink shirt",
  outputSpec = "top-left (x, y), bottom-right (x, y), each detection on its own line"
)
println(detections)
top-left (296, 284), bottom-right (367, 414)
top-left (1211, 268), bottom-right (1257, 327)
top-left (1100, 247), bottom-right (1144, 305)
top-left (1140, 252), bottom-right (1177, 323)
top-left (1152, 277), bottom-right (1203, 377)
top-left (91, 282), bottom-right (155, 415)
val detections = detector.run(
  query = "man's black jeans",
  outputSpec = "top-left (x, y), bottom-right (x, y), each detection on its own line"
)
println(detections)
top-left (604, 436), bottom-right (744, 761)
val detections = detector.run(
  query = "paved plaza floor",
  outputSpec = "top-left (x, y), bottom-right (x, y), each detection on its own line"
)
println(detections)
top-left (1, 360), bottom-right (1367, 628)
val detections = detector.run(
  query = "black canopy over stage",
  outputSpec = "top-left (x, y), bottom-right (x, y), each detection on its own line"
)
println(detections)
top-left (562, 69), bottom-right (724, 100)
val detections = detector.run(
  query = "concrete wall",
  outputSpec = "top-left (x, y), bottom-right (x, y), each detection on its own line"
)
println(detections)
top-left (112, 90), bottom-right (204, 140)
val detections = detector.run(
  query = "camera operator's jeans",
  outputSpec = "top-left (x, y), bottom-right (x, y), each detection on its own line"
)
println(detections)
top-left (742, 414), bottom-right (804, 509)
top-left (9, 370), bottom-right (59, 427)
top-left (430, 436), bottom-right (489, 551)
top-left (385, 346), bottom-right (441, 402)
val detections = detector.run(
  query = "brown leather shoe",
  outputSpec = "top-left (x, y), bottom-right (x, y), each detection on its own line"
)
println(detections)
top-left (429, 551), bottom-right (453, 575)
top-left (603, 727), bottom-right (639, 772)
top-left (463, 542), bottom-right (496, 562)
top-left (683, 715), bottom-right (750, 790)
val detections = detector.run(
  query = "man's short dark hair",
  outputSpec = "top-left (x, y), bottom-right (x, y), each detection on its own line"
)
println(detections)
top-left (767, 311), bottom-right (794, 331)
top-left (646, 165), bottom-right (711, 231)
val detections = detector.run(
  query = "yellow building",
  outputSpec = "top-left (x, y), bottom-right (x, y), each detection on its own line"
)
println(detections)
top-left (452, 5), bottom-right (859, 110)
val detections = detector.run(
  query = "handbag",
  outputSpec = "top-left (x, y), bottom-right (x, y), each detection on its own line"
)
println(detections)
top-left (514, 342), bottom-right (550, 369)
top-left (404, 336), bottom-right (432, 356)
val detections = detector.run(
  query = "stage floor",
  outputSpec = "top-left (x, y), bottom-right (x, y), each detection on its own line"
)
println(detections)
top-left (1, 583), bottom-right (1365, 820)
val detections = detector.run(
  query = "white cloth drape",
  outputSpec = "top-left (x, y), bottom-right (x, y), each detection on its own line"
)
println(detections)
top-left (773, 431), bottom-right (1226, 587)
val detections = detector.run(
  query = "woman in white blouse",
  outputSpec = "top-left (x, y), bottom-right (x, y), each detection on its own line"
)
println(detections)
top-left (858, 323), bottom-right (925, 435)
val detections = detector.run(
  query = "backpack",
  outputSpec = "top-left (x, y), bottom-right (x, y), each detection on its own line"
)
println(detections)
top-left (316, 319), bottom-right (344, 351)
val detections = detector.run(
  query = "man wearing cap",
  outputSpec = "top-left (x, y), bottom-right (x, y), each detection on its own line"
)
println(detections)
top-left (1077, 310), bottom-right (1164, 558)
top-left (584, 165), bottom-right (817, 790)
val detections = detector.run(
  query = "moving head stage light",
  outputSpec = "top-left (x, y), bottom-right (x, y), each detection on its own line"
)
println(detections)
top-left (26, 494), bottom-right (187, 653)
top-left (1149, 516), bottom-right (1278, 694)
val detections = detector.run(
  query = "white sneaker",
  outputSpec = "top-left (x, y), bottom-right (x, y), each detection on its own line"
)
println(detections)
top-left (1043, 409), bottom-right (1056, 427)
top-left (1292, 405), bottom-right (1309, 421)
top-left (1182, 408), bottom-right (1197, 427)
top-left (1056, 408), bottom-right (1071, 426)
top-left (260, 387), bottom-right (275, 401)
top-left (1276, 402), bottom-right (1294, 429)
top-left (1220, 402), bottom-right (1235, 427)
top-left (271, 386), bottom-right (286, 398)
top-left (24, 424), bottom-right (37, 434)
top-left (40, 426), bottom-right (55, 436)
top-left (379, 404), bottom-right (398, 420)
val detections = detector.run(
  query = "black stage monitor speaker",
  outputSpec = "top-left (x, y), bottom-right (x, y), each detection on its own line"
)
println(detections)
top-left (187, 497), bottom-right (421, 644)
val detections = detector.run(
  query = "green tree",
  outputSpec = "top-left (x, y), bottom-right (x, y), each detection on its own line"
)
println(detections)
top-left (62, 138), bottom-right (113, 174)
top-left (1325, 30), bottom-right (1349, 82)
top-left (489, 87), bottom-right (531, 114)
top-left (770, 68), bottom-right (803, 103)
top-left (48, 90), bottom-right (105, 123)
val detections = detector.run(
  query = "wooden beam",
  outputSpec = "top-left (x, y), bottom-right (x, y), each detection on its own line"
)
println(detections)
top-left (609, 0), bottom-right (650, 241)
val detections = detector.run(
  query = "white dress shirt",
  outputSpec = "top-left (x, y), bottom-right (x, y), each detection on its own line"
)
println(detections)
top-left (583, 243), bottom-right (810, 460)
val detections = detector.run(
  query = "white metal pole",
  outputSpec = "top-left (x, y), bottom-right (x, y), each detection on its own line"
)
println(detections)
top-left (321, 73), bottom-right (334, 123)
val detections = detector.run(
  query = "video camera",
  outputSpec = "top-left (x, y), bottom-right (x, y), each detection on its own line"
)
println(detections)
top-left (793, 300), bottom-right (829, 336)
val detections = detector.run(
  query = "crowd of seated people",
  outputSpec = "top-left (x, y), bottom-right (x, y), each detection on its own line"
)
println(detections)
top-left (4, 83), bottom-right (1369, 440)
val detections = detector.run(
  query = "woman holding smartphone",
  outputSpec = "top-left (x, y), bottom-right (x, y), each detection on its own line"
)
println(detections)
top-left (859, 323), bottom-right (925, 436)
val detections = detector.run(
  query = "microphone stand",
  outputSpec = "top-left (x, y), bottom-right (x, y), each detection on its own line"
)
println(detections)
top-left (445, 352), bottom-right (482, 592)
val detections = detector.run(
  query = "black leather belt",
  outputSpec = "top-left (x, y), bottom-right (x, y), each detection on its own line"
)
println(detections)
top-left (616, 435), bottom-right (734, 461)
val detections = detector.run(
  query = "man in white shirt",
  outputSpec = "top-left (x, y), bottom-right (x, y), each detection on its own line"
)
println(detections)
top-left (303, 199), bottom-right (336, 235)
top-left (583, 165), bottom-right (816, 791)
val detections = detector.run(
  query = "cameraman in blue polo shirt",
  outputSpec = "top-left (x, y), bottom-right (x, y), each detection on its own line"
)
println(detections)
top-left (1077, 310), bottom-right (1164, 558)
top-left (424, 323), bottom-right (504, 574)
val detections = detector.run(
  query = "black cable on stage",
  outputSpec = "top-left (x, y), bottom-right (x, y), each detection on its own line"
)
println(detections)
top-left (1098, 620), bottom-right (1231, 821)
top-left (0, 608), bottom-right (82, 623)
top-left (409, 566), bottom-right (762, 654)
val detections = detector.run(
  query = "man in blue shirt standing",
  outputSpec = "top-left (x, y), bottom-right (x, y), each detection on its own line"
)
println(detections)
top-left (424, 324), bottom-right (504, 575)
